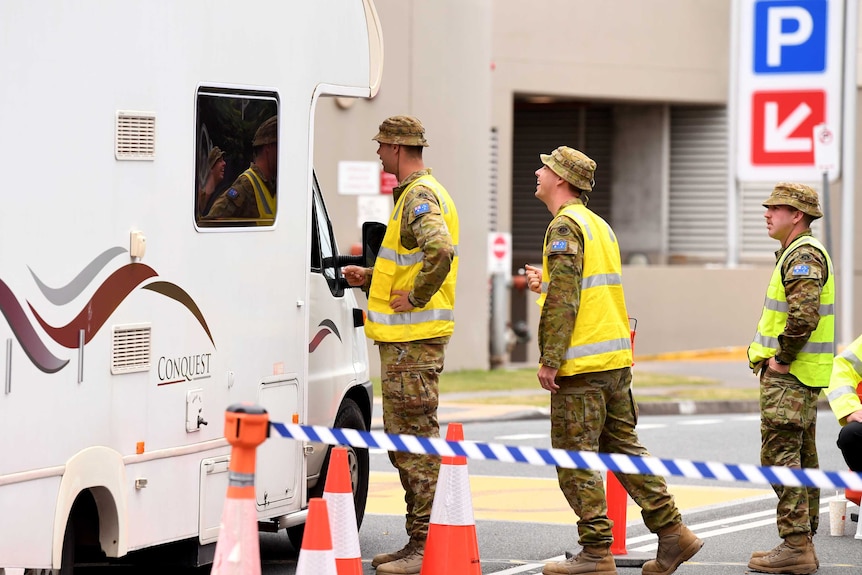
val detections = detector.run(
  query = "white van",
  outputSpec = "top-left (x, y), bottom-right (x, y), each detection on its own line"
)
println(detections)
top-left (0, 0), bottom-right (383, 571)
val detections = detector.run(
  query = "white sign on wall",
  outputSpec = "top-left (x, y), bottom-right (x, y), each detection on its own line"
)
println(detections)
top-left (736, 0), bottom-right (843, 182)
top-left (338, 161), bottom-right (380, 195)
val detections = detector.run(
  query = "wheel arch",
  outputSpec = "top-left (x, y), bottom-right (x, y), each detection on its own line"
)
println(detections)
top-left (53, 447), bottom-right (128, 567)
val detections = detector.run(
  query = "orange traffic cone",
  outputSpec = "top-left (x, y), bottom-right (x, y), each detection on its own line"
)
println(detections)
top-left (322, 447), bottom-right (362, 575)
top-left (420, 422), bottom-right (481, 575)
top-left (211, 403), bottom-right (269, 575)
top-left (296, 498), bottom-right (338, 575)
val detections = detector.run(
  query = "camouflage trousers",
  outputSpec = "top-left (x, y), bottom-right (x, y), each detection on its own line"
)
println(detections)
top-left (378, 341), bottom-right (444, 542)
top-left (759, 365), bottom-right (821, 537)
top-left (551, 366), bottom-right (681, 547)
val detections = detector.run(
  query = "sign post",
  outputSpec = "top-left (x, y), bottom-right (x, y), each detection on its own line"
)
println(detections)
top-left (814, 122), bottom-right (836, 254)
top-left (488, 233), bottom-right (512, 368)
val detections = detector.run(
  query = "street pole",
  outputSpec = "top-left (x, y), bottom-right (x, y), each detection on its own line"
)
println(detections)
top-left (841, 0), bottom-right (858, 346)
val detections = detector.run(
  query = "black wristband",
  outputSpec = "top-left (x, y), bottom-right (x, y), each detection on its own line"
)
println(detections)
top-left (774, 356), bottom-right (790, 365)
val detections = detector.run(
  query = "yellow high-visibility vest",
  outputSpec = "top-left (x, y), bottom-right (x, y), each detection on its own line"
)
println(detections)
top-left (364, 175), bottom-right (459, 342)
top-left (826, 334), bottom-right (862, 423)
top-left (242, 168), bottom-right (276, 225)
top-left (536, 204), bottom-right (631, 375)
top-left (748, 235), bottom-right (835, 388)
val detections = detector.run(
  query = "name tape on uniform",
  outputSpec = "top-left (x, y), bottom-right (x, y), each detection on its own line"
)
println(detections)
top-left (269, 422), bottom-right (862, 491)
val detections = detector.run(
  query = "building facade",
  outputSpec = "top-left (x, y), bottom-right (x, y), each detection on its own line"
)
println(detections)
top-left (314, 0), bottom-right (861, 371)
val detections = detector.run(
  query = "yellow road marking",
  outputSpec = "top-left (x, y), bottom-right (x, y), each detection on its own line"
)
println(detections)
top-left (366, 471), bottom-right (771, 524)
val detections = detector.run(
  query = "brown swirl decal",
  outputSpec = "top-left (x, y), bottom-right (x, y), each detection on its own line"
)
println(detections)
top-left (0, 258), bottom-right (215, 373)
top-left (29, 264), bottom-right (158, 348)
top-left (309, 319), bottom-right (341, 353)
top-left (142, 281), bottom-right (215, 347)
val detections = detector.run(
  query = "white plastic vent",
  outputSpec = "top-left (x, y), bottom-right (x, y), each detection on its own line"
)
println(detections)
top-left (115, 111), bottom-right (156, 160)
top-left (111, 323), bottom-right (152, 374)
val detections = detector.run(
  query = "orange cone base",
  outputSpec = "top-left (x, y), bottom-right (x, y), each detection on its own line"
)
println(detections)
top-left (334, 556), bottom-right (363, 575)
top-left (420, 524), bottom-right (480, 575)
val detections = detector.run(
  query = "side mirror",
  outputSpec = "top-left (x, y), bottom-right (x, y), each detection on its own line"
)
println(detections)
top-left (359, 221), bottom-right (386, 267)
top-left (323, 221), bottom-right (387, 290)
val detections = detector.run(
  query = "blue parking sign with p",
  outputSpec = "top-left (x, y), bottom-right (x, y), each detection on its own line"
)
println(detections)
top-left (754, 0), bottom-right (827, 73)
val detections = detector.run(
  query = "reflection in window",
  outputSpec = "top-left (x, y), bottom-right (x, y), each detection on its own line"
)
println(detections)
top-left (312, 174), bottom-right (340, 295)
top-left (195, 88), bottom-right (279, 228)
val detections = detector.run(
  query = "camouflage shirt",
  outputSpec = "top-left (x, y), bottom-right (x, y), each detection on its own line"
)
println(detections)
top-left (364, 168), bottom-right (455, 344)
top-left (538, 198), bottom-right (586, 369)
top-left (206, 164), bottom-right (275, 219)
top-left (774, 230), bottom-right (829, 362)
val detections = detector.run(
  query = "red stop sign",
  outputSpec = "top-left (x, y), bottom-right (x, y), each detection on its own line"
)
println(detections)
top-left (493, 235), bottom-right (507, 259)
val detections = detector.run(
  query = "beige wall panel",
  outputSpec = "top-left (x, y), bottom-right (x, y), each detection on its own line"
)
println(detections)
top-left (492, 0), bottom-right (730, 103)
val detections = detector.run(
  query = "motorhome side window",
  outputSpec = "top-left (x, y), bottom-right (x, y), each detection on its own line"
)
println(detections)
top-left (312, 175), bottom-right (342, 295)
top-left (195, 88), bottom-right (279, 227)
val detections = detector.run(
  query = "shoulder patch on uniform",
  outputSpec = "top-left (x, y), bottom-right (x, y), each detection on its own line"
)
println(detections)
top-left (227, 188), bottom-right (239, 199)
top-left (413, 203), bottom-right (431, 216)
top-left (791, 264), bottom-right (810, 276)
top-left (550, 240), bottom-right (568, 251)
top-left (557, 225), bottom-right (571, 235)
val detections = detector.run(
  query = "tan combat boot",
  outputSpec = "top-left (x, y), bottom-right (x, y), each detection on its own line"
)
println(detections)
top-left (542, 545), bottom-right (617, 575)
top-left (751, 533), bottom-right (818, 569)
top-left (371, 539), bottom-right (420, 569)
top-left (375, 544), bottom-right (424, 574)
top-left (747, 534), bottom-right (817, 574)
top-left (642, 523), bottom-right (704, 575)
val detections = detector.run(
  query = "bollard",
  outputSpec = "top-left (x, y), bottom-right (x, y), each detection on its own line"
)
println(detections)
top-left (211, 403), bottom-right (269, 575)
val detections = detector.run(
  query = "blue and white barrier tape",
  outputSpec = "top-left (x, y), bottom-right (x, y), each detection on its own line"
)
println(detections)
top-left (269, 422), bottom-right (862, 491)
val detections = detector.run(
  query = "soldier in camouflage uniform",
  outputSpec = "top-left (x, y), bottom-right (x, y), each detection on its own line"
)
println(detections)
top-left (343, 116), bottom-right (458, 575)
top-left (206, 115), bottom-right (277, 222)
top-left (524, 147), bottom-right (702, 575)
top-left (197, 145), bottom-right (226, 218)
top-left (747, 183), bottom-right (834, 574)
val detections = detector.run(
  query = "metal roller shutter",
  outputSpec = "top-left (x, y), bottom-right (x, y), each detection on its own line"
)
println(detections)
top-left (511, 102), bottom-right (613, 270)
top-left (668, 106), bottom-right (728, 260)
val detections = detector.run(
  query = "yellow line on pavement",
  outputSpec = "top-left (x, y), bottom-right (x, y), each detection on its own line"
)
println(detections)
top-left (366, 471), bottom-right (771, 524)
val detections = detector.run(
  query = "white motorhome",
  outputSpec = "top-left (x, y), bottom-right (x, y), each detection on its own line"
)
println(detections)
top-left (0, 0), bottom-right (384, 571)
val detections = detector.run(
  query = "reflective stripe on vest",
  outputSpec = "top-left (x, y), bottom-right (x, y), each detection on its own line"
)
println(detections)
top-left (242, 169), bottom-right (276, 224)
top-left (825, 335), bottom-right (862, 420)
top-left (364, 175), bottom-right (459, 342)
top-left (747, 235), bottom-right (835, 388)
top-left (536, 204), bottom-right (631, 375)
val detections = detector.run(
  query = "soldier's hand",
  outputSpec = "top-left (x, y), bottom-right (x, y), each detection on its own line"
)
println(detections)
top-left (847, 409), bottom-right (862, 424)
top-left (389, 290), bottom-right (415, 312)
top-left (537, 364), bottom-right (559, 393)
top-left (524, 264), bottom-right (542, 294)
top-left (342, 265), bottom-right (367, 287)
top-left (768, 357), bottom-right (790, 374)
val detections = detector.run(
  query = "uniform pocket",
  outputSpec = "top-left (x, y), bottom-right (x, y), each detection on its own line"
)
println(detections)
top-left (369, 258), bottom-right (396, 301)
top-left (384, 361), bottom-right (439, 417)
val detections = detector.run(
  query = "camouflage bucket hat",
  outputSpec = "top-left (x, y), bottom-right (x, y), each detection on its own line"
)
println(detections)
top-left (762, 182), bottom-right (823, 219)
top-left (540, 146), bottom-right (596, 192)
top-left (252, 116), bottom-right (278, 147)
top-left (372, 115), bottom-right (429, 147)
top-left (207, 146), bottom-right (225, 170)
